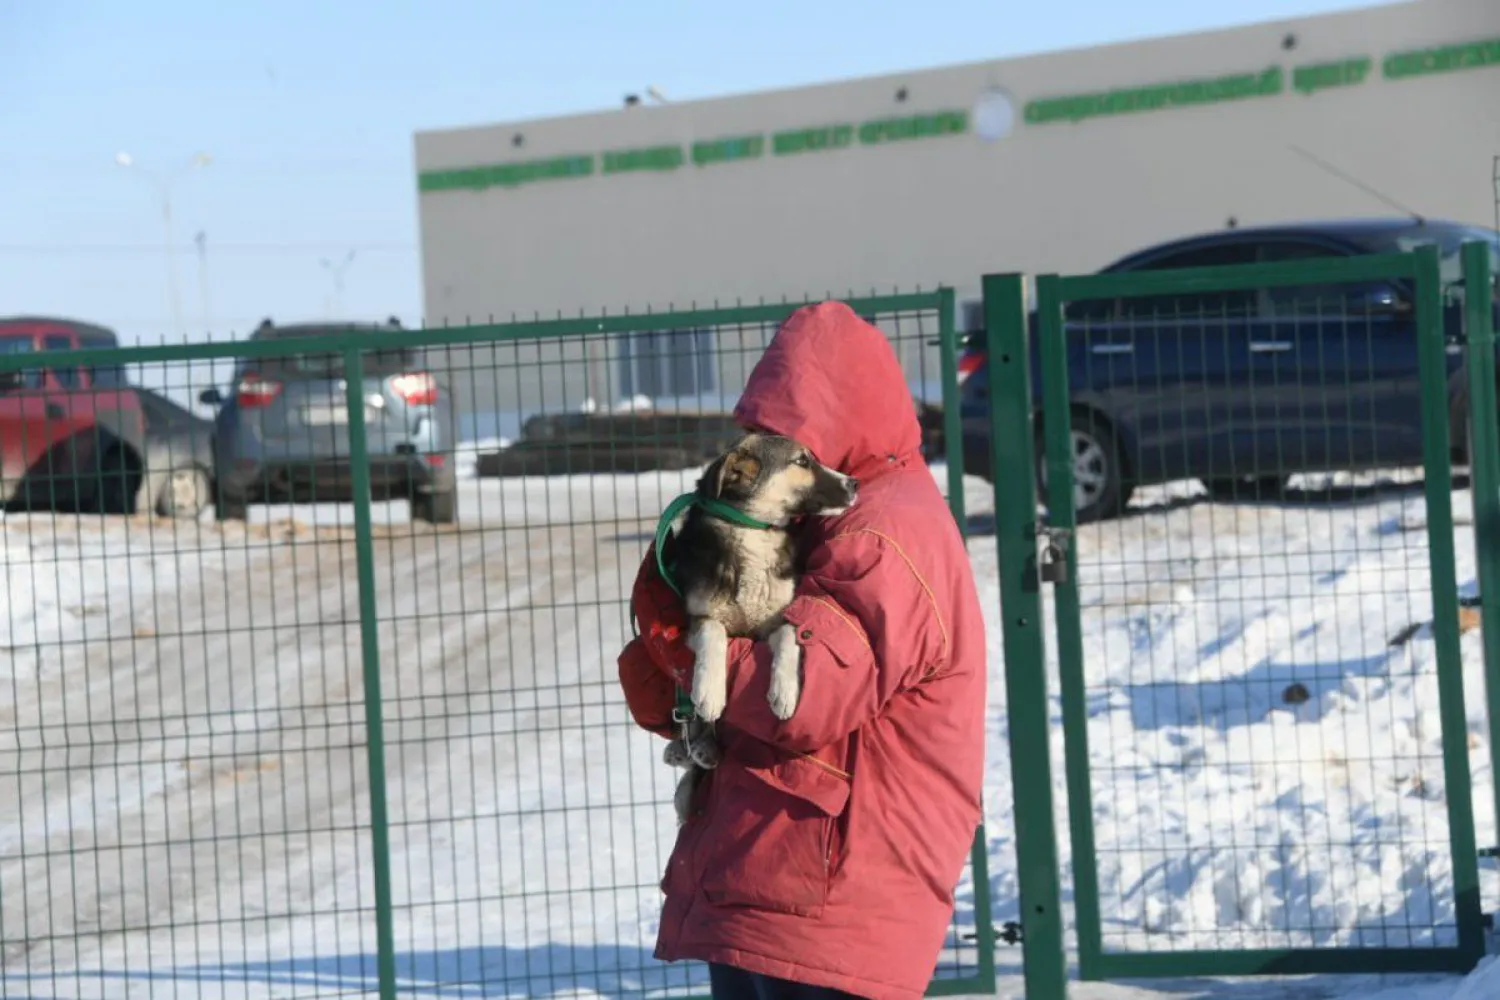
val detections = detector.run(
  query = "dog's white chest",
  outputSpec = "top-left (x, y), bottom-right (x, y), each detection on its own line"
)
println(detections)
top-left (724, 532), bottom-right (794, 635)
top-left (736, 569), bottom-right (794, 628)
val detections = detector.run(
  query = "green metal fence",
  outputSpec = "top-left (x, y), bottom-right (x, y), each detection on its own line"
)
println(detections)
top-left (989, 243), bottom-right (1495, 996)
top-left (0, 292), bottom-right (997, 999)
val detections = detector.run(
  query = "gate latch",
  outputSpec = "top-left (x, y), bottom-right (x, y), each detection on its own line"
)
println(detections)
top-left (963, 921), bottom-right (1024, 947)
top-left (1036, 523), bottom-right (1072, 585)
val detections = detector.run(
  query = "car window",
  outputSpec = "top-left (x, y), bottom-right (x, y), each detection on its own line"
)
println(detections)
top-left (1121, 243), bottom-right (1258, 321)
top-left (41, 334), bottom-right (84, 389)
top-left (89, 364), bottom-right (128, 388)
top-left (0, 338), bottom-right (42, 393)
top-left (1064, 299), bottom-right (1114, 323)
top-left (1135, 243), bottom-right (1259, 271)
top-left (1257, 241), bottom-right (1397, 318)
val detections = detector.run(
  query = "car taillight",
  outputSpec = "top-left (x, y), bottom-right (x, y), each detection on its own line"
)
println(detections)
top-left (956, 352), bottom-right (984, 385)
top-left (236, 374), bottom-right (282, 408)
top-left (390, 372), bottom-right (438, 406)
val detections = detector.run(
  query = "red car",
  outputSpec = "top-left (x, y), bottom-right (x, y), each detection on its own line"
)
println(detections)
top-left (0, 317), bottom-right (147, 514)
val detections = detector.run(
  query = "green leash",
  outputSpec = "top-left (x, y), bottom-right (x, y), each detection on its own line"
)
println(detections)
top-left (652, 492), bottom-right (774, 722)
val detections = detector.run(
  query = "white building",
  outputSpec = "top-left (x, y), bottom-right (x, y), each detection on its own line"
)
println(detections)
top-left (414, 0), bottom-right (1499, 429)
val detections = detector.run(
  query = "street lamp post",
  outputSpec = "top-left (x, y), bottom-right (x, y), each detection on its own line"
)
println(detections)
top-left (194, 230), bottom-right (212, 336)
top-left (115, 151), bottom-right (212, 338)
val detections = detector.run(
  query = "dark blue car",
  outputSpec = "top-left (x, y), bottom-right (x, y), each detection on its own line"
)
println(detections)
top-left (957, 218), bottom-right (1500, 523)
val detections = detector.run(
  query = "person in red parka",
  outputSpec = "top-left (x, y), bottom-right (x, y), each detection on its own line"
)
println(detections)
top-left (617, 301), bottom-right (987, 1000)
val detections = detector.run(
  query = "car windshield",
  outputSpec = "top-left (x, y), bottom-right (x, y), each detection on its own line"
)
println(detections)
top-left (276, 347), bottom-right (422, 377)
top-left (245, 327), bottom-right (423, 379)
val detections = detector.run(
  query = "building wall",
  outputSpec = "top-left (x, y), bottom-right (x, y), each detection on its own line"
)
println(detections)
top-left (415, 0), bottom-right (1500, 429)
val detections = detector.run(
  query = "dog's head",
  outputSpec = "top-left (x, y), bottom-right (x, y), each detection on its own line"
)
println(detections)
top-left (699, 433), bottom-right (858, 526)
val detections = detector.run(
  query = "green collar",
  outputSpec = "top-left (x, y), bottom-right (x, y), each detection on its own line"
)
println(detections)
top-left (654, 492), bottom-right (774, 597)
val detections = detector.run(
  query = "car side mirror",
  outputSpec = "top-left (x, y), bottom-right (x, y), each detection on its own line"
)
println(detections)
top-left (199, 387), bottom-right (223, 406)
top-left (1353, 285), bottom-right (1411, 316)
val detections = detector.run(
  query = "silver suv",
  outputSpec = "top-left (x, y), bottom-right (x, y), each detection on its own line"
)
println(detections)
top-left (200, 319), bottom-right (458, 524)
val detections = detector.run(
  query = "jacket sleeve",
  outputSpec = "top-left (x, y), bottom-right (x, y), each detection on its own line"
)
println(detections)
top-left (618, 634), bottom-right (679, 739)
top-left (715, 528), bottom-right (949, 754)
top-left (617, 545), bottom-right (696, 740)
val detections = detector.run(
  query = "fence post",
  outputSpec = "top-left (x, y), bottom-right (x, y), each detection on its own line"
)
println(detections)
top-left (1033, 274), bottom-right (1104, 980)
top-left (1413, 245), bottom-right (1486, 965)
top-left (983, 273), bottom-right (1069, 1000)
top-left (344, 346), bottom-right (399, 999)
top-left (936, 287), bottom-right (998, 994)
top-left (1463, 240), bottom-right (1500, 862)
top-left (938, 287), bottom-right (967, 531)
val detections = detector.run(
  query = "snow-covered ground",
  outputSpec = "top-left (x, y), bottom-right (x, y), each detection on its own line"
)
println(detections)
top-left (1, 459), bottom-right (1499, 999)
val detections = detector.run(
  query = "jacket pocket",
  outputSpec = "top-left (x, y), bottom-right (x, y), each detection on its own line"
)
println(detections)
top-left (698, 754), bottom-right (850, 917)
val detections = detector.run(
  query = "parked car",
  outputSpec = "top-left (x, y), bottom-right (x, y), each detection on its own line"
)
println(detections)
top-left (0, 316), bottom-right (147, 514)
top-left (137, 387), bottom-right (216, 519)
top-left (957, 218), bottom-right (1500, 523)
top-left (200, 318), bottom-right (458, 524)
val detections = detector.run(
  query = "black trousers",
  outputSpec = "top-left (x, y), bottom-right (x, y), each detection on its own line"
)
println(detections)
top-left (708, 963), bottom-right (866, 1000)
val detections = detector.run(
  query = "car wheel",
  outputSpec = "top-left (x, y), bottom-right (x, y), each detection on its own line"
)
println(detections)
top-left (412, 488), bottom-right (457, 525)
top-left (159, 466), bottom-right (212, 519)
top-left (1036, 412), bottom-right (1129, 524)
top-left (1202, 475), bottom-right (1287, 503)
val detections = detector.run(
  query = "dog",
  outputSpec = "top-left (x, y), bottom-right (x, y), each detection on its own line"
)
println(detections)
top-left (658, 432), bottom-right (858, 823)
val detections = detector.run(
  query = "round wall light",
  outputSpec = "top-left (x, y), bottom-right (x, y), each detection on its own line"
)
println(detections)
top-left (973, 88), bottom-right (1016, 141)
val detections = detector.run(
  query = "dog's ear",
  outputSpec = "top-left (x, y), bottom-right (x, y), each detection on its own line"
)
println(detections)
top-left (711, 449), bottom-right (761, 497)
top-left (700, 454), bottom-right (728, 498)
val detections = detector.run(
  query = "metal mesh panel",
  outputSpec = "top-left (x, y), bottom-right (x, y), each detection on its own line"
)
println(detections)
top-left (0, 295), bottom-right (994, 998)
top-left (0, 352), bottom-right (381, 1000)
top-left (1029, 249), bottom-right (1487, 980)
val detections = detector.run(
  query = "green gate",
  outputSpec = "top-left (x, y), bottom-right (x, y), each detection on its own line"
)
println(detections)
top-left (1004, 244), bottom-right (1488, 987)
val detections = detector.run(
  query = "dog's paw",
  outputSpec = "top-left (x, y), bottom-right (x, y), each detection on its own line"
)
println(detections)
top-left (766, 625), bottom-right (803, 720)
top-left (663, 739), bottom-right (691, 769)
top-left (685, 730), bottom-right (721, 770)
top-left (691, 684), bottom-right (727, 723)
top-left (767, 673), bottom-right (801, 720)
top-left (687, 619), bottom-right (729, 722)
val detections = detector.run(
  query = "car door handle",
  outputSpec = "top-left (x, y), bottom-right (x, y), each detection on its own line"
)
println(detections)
top-left (1249, 341), bottom-right (1293, 354)
top-left (1090, 343), bottom-right (1134, 355)
top-left (45, 403), bottom-right (66, 419)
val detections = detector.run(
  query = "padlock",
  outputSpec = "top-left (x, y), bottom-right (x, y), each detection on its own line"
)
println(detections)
top-left (1039, 541), bottom-right (1068, 584)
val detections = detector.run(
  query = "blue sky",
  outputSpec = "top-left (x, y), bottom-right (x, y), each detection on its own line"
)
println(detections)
top-left (1, 0), bottom-right (1383, 345)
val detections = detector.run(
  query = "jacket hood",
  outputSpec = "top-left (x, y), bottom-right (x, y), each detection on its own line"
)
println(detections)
top-left (733, 302), bottom-right (921, 482)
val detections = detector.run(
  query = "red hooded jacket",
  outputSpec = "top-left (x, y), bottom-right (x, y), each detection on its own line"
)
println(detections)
top-left (617, 302), bottom-right (987, 1000)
